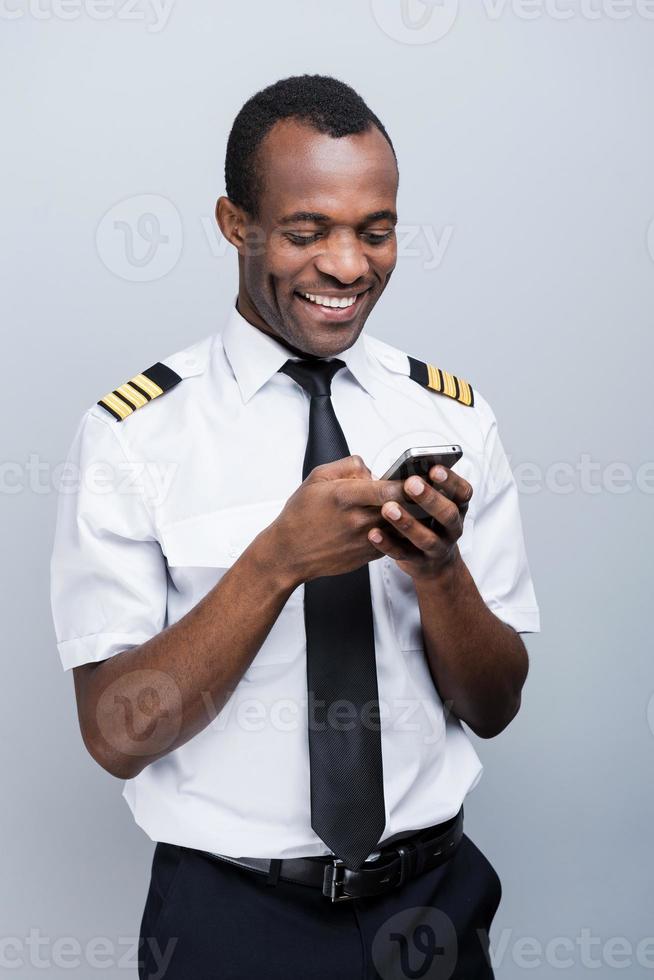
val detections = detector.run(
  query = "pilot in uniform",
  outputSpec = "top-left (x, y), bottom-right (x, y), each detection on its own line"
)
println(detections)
top-left (51, 299), bottom-right (540, 979)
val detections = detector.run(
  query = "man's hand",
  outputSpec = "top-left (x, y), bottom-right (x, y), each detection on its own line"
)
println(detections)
top-left (367, 464), bottom-right (473, 581)
top-left (364, 463), bottom-right (527, 738)
top-left (264, 455), bottom-right (407, 586)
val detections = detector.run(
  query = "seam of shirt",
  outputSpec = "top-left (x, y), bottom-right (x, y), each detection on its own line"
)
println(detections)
top-left (487, 604), bottom-right (540, 612)
top-left (57, 629), bottom-right (150, 646)
top-left (476, 400), bottom-right (506, 507)
top-left (366, 355), bottom-right (432, 409)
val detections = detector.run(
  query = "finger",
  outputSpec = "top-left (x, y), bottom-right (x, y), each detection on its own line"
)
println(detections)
top-left (427, 465), bottom-right (473, 509)
top-left (335, 477), bottom-right (408, 509)
top-left (403, 477), bottom-right (464, 541)
top-left (379, 500), bottom-right (449, 553)
top-left (368, 525), bottom-right (417, 561)
top-left (307, 454), bottom-right (372, 483)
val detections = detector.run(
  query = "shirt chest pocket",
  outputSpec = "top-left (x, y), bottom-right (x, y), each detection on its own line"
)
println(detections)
top-left (382, 515), bottom-right (475, 652)
top-left (159, 499), bottom-right (304, 671)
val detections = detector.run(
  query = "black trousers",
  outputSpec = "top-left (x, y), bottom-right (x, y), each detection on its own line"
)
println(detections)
top-left (138, 833), bottom-right (501, 980)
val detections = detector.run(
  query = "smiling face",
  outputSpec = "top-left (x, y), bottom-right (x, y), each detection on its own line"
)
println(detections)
top-left (217, 117), bottom-right (399, 358)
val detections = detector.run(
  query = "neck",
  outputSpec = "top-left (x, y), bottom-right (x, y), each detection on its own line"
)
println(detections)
top-left (235, 293), bottom-right (321, 360)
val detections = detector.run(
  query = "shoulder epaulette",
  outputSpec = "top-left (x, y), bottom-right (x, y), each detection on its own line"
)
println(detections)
top-left (407, 355), bottom-right (474, 407)
top-left (97, 362), bottom-right (182, 421)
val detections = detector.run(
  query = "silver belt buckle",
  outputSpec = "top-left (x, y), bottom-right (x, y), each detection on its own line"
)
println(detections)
top-left (324, 857), bottom-right (353, 903)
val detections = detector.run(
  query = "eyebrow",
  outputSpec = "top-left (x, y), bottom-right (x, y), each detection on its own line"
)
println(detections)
top-left (279, 211), bottom-right (329, 224)
top-left (279, 209), bottom-right (397, 226)
top-left (364, 210), bottom-right (397, 224)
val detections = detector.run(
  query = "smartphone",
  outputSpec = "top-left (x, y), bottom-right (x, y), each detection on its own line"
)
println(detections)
top-left (380, 445), bottom-right (463, 525)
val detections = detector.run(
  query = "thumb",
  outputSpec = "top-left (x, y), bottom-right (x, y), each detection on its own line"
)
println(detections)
top-left (305, 454), bottom-right (372, 482)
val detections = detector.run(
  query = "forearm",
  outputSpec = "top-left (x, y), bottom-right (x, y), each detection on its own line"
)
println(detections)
top-left (414, 553), bottom-right (529, 738)
top-left (77, 526), bottom-right (295, 778)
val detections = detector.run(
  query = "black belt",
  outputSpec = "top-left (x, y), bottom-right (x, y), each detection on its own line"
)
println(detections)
top-left (202, 807), bottom-right (464, 903)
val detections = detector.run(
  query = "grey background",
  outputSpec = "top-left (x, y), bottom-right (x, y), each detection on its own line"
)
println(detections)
top-left (2, 1), bottom-right (653, 976)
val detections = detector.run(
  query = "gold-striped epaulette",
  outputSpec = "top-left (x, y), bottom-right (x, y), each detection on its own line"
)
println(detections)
top-left (407, 355), bottom-right (474, 407)
top-left (97, 362), bottom-right (182, 421)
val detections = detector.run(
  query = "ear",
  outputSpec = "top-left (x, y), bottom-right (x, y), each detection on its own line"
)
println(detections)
top-left (215, 196), bottom-right (249, 252)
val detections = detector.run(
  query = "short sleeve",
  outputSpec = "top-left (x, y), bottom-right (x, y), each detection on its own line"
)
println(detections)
top-left (50, 411), bottom-right (167, 671)
top-left (466, 395), bottom-right (541, 634)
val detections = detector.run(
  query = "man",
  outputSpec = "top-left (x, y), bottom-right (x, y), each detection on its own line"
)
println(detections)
top-left (51, 75), bottom-right (540, 979)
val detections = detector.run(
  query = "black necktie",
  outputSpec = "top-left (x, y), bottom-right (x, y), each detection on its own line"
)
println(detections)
top-left (278, 357), bottom-right (386, 870)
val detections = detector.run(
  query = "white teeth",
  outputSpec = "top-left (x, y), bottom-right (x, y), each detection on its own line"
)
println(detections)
top-left (300, 292), bottom-right (357, 309)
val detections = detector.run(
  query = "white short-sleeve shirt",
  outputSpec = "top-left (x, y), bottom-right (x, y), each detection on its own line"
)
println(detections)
top-left (50, 304), bottom-right (540, 859)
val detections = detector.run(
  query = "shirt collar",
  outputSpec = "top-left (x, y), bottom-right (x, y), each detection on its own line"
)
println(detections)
top-left (221, 301), bottom-right (378, 403)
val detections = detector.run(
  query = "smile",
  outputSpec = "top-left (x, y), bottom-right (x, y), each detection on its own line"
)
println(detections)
top-left (298, 291), bottom-right (359, 309)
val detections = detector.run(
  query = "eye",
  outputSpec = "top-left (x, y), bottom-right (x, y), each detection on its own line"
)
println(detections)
top-left (285, 233), bottom-right (322, 246)
top-left (363, 230), bottom-right (395, 245)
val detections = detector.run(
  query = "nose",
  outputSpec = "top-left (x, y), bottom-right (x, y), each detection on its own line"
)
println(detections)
top-left (314, 226), bottom-right (370, 285)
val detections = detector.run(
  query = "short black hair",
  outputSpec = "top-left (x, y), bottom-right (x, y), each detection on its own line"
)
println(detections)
top-left (225, 74), bottom-right (397, 218)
